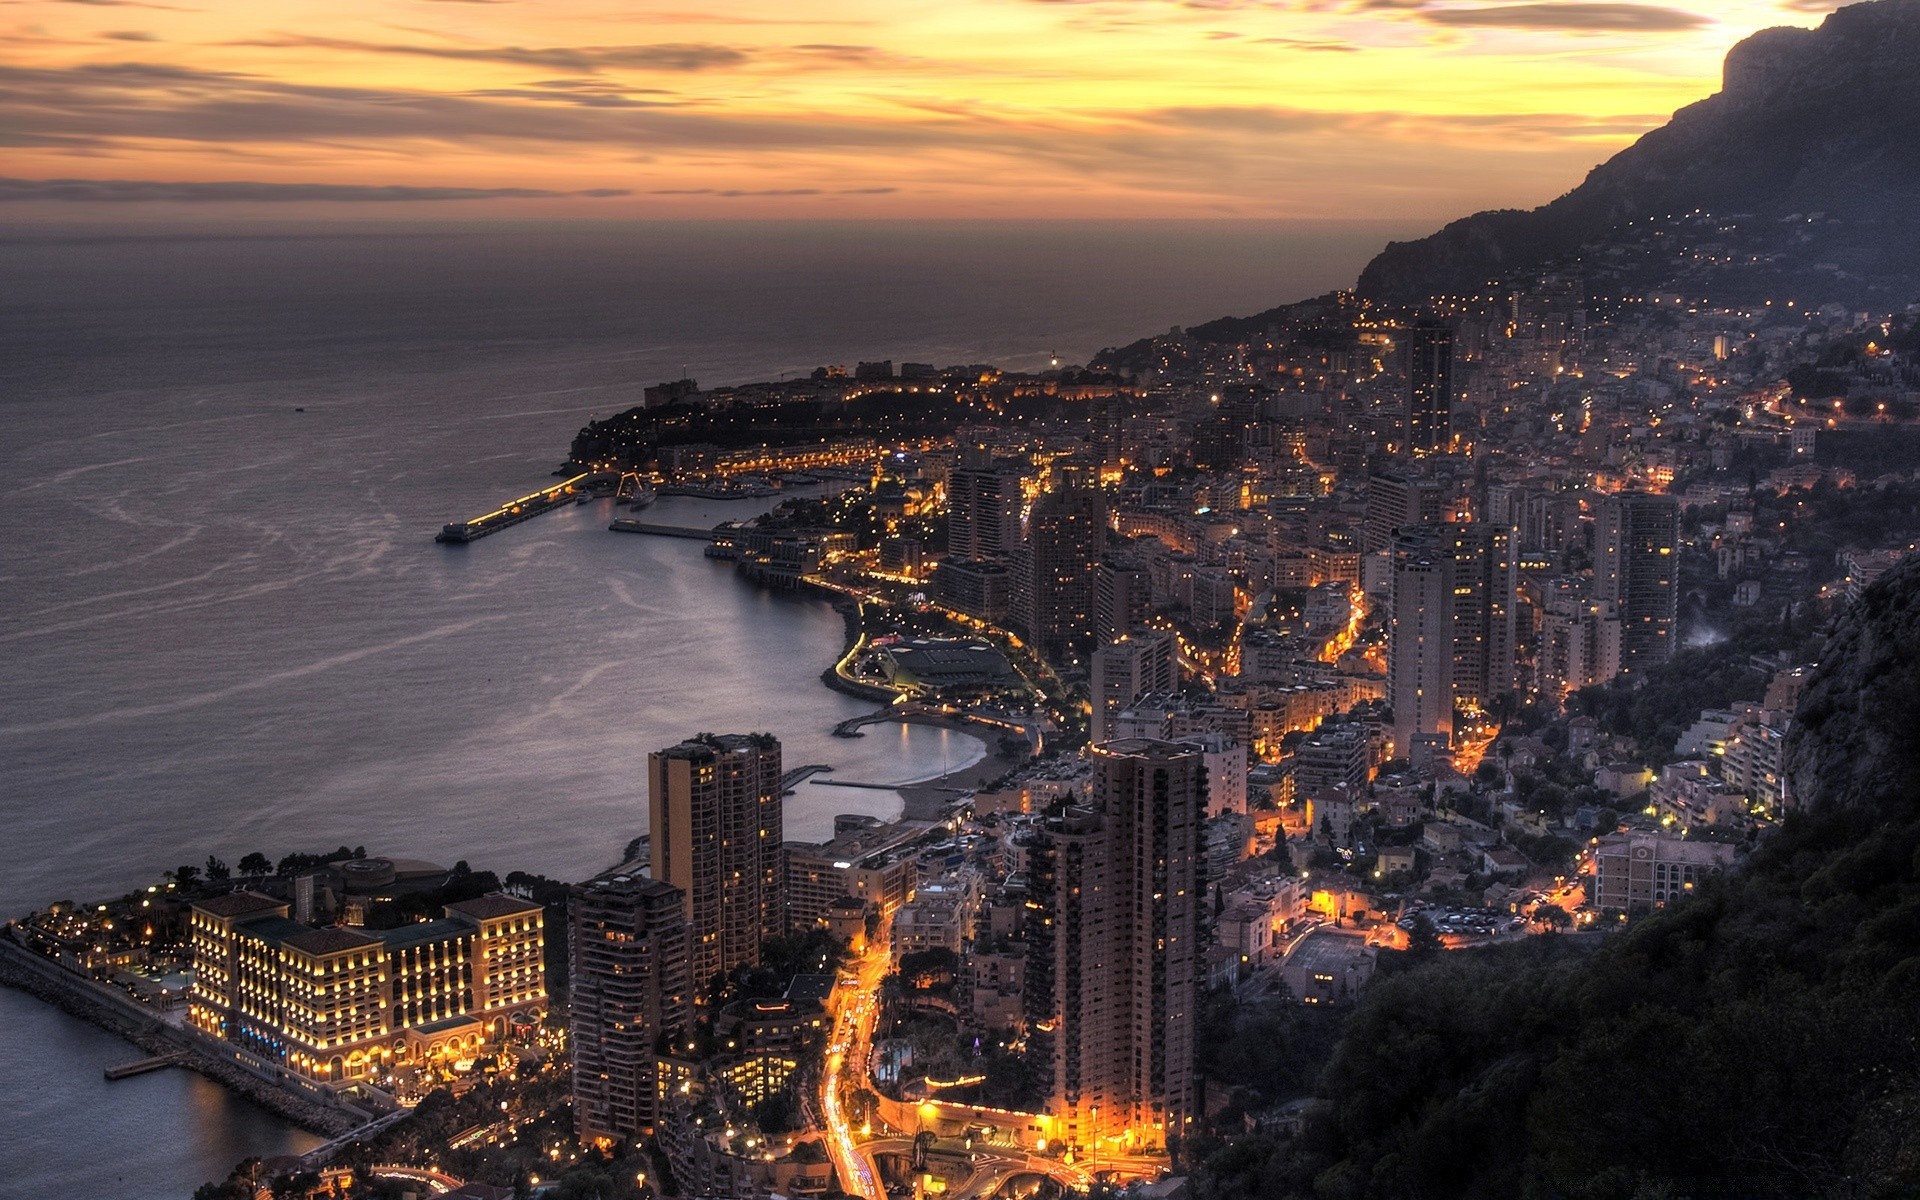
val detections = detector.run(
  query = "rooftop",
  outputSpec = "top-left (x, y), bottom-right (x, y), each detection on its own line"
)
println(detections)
top-left (193, 891), bottom-right (285, 919)
top-left (380, 918), bottom-right (471, 951)
top-left (444, 893), bottom-right (543, 921)
top-left (283, 926), bottom-right (383, 956)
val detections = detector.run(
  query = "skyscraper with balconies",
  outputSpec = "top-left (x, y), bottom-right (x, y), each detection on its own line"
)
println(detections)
top-left (1012, 485), bottom-right (1109, 663)
top-left (570, 872), bottom-right (692, 1142)
top-left (1597, 493), bottom-right (1679, 677)
top-left (1405, 321), bottom-right (1454, 455)
top-left (649, 733), bottom-right (784, 986)
top-left (1387, 522), bottom-right (1516, 752)
top-left (1025, 739), bottom-right (1200, 1154)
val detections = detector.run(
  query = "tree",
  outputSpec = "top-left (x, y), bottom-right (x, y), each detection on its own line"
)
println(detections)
top-left (1407, 913), bottom-right (1441, 958)
top-left (1535, 902), bottom-right (1572, 931)
top-left (173, 864), bottom-right (201, 887)
top-left (205, 856), bottom-right (230, 882)
top-left (237, 852), bottom-right (271, 877)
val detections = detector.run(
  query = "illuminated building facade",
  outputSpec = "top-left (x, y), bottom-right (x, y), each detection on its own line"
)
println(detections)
top-left (1597, 493), bottom-right (1680, 677)
top-left (947, 448), bottom-right (1024, 562)
top-left (712, 996), bottom-right (826, 1107)
top-left (1025, 739), bottom-right (1200, 1153)
top-left (1012, 485), bottom-right (1110, 663)
top-left (1387, 522), bottom-right (1516, 751)
top-left (1089, 631), bottom-right (1178, 744)
top-left (187, 890), bottom-right (545, 1085)
top-left (570, 872), bottom-right (692, 1142)
top-left (650, 733), bottom-right (785, 985)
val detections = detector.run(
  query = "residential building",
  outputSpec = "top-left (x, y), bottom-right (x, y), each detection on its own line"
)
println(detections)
top-left (571, 873), bottom-right (692, 1142)
top-left (1025, 739), bottom-right (1201, 1154)
top-left (1596, 493), bottom-right (1679, 676)
top-left (1012, 485), bottom-right (1110, 662)
top-left (650, 733), bottom-right (785, 985)
top-left (1592, 833), bottom-right (1736, 913)
top-left (1405, 321), bottom-right (1454, 454)
top-left (947, 449), bottom-right (1024, 562)
top-left (1090, 631), bottom-right (1178, 744)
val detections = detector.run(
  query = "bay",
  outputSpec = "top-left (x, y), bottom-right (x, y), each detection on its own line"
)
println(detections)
top-left (0, 217), bottom-right (1407, 1197)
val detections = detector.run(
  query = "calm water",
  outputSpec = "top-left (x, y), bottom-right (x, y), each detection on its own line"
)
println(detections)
top-left (0, 218), bottom-right (1405, 1197)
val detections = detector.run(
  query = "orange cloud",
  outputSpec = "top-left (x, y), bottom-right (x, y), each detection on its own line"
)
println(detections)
top-left (0, 0), bottom-right (1835, 218)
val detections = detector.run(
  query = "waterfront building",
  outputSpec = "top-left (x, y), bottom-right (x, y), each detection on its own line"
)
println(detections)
top-left (1025, 739), bottom-right (1201, 1154)
top-left (650, 733), bottom-right (785, 986)
top-left (1012, 485), bottom-right (1110, 663)
top-left (783, 815), bottom-right (932, 930)
top-left (1596, 493), bottom-right (1680, 677)
top-left (570, 872), bottom-right (692, 1142)
top-left (1089, 631), bottom-right (1178, 744)
top-left (936, 558), bottom-right (1013, 623)
top-left (186, 890), bottom-right (545, 1086)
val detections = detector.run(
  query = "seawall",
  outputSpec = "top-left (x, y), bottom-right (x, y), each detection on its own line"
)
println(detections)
top-left (0, 933), bottom-right (359, 1137)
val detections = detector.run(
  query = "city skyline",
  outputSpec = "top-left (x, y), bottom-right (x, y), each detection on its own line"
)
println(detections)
top-left (0, 1), bottom-right (1846, 220)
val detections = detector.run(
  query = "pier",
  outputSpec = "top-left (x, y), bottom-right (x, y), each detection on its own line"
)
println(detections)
top-left (104, 1051), bottom-right (187, 1080)
top-left (781, 763), bottom-right (833, 795)
top-left (435, 472), bottom-right (608, 544)
top-left (608, 520), bottom-right (715, 539)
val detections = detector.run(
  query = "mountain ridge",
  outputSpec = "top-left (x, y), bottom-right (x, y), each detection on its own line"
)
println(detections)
top-left (1355, 0), bottom-right (1920, 304)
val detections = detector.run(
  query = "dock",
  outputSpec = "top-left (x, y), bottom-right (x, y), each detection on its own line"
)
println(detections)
top-left (104, 1052), bottom-right (187, 1081)
top-left (780, 764), bottom-right (833, 795)
top-left (608, 521), bottom-right (715, 540)
top-left (436, 472), bottom-right (610, 544)
top-left (808, 779), bottom-right (902, 792)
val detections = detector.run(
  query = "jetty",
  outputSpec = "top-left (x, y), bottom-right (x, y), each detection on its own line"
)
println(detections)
top-left (608, 521), bottom-right (714, 540)
top-left (436, 472), bottom-right (611, 544)
top-left (104, 1051), bottom-right (187, 1080)
top-left (780, 764), bottom-right (833, 795)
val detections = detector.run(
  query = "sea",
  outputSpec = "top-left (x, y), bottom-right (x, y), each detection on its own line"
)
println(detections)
top-left (0, 217), bottom-right (1413, 1198)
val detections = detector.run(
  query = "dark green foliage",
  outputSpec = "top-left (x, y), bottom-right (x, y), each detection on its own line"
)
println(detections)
top-left (1787, 363), bottom-right (1851, 399)
top-left (1574, 644), bottom-right (1769, 763)
top-left (897, 947), bottom-right (959, 990)
top-left (362, 870), bottom-right (502, 930)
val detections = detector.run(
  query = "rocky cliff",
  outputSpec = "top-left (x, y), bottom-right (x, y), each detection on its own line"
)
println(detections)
top-left (1357, 0), bottom-right (1920, 303)
top-left (1786, 548), bottom-right (1920, 813)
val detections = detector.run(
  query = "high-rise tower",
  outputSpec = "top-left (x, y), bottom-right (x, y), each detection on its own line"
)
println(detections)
top-left (1387, 522), bottom-right (1516, 753)
top-left (649, 733), bottom-right (784, 985)
top-left (1089, 632), bottom-right (1178, 744)
top-left (1596, 493), bottom-right (1679, 677)
top-left (1025, 739), bottom-right (1201, 1154)
top-left (570, 873), bottom-right (692, 1142)
top-left (1012, 485), bottom-right (1109, 663)
top-left (1405, 321), bottom-right (1454, 455)
top-left (946, 447), bottom-right (1023, 563)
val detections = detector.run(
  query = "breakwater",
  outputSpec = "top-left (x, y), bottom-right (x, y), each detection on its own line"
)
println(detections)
top-left (0, 935), bottom-right (359, 1138)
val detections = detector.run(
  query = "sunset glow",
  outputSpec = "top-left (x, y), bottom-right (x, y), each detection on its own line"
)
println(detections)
top-left (0, 2), bottom-right (1839, 218)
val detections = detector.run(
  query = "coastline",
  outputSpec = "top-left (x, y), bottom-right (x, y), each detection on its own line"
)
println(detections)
top-left (892, 721), bottom-right (1024, 820)
top-left (0, 934), bottom-right (357, 1138)
top-left (810, 594), bottom-right (1029, 819)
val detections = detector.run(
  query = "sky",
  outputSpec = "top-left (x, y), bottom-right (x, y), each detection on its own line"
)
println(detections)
top-left (0, 0), bottom-right (1847, 221)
